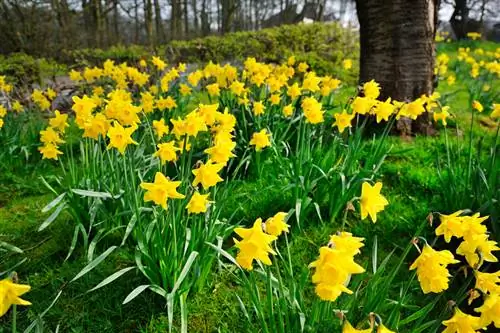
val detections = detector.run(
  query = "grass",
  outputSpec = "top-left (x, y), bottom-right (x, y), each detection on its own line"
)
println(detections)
top-left (1, 41), bottom-right (499, 332)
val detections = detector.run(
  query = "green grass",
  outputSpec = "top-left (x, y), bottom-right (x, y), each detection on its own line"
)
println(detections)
top-left (1, 41), bottom-right (499, 332)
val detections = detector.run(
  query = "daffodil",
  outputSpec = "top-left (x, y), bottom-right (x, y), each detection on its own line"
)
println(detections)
top-left (302, 96), bottom-right (324, 124)
top-left (359, 182), bottom-right (389, 223)
top-left (253, 101), bottom-right (265, 116)
top-left (363, 80), bottom-right (380, 99)
top-left (186, 192), bottom-right (211, 214)
top-left (265, 212), bottom-right (289, 237)
top-left (154, 141), bottom-right (180, 164)
top-left (192, 160), bottom-right (224, 189)
top-left (140, 172), bottom-right (184, 209)
top-left (435, 210), bottom-right (464, 242)
top-left (249, 129), bottom-right (271, 151)
top-left (343, 59), bottom-right (353, 70)
top-left (38, 143), bottom-right (63, 160)
top-left (472, 100), bottom-right (483, 112)
top-left (0, 278), bottom-right (31, 317)
top-left (475, 293), bottom-right (500, 328)
top-left (152, 119), bottom-right (169, 140)
top-left (334, 111), bottom-right (355, 133)
top-left (106, 122), bottom-right (138, 154)
top-left (410, 244), bottom-right (459, 294)
top-left (233, 218), bottom-right (277, 270)
top-left (351, 97), bottom-right (375, 115)
top-left (342, 320), bottom-right (371, 333)
top-left (442, 308), bottom-right (482, 333)
top-left (475, 270), bottom-right (500, 295)
top-left (49, 111), bottom-right (69, 132)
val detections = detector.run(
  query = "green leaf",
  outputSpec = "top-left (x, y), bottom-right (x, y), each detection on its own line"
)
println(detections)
top-left (24, 290), bottom-right (63, 333)
top-left (41, 192), bottom-right (66, 213)
top-left (89, 267), bottom-right (136, 292)
top-left (123, 285), bottom-right (150, 304)
top-left (71, 246), bottom-right (117, 282)
top-left (38, 203), bottom-right (66, 231)
top-left (170, 251), bottom-right (198, 296)
top-left (121, 214), bottom-right (137, 246)
top-left (0, 241), bottom-right (23, 253)
top-left (71, 189), bottom-right (113, 199)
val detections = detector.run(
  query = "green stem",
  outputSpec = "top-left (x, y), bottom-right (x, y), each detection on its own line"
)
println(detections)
top-left (12, 304), bottom-right (17, 333)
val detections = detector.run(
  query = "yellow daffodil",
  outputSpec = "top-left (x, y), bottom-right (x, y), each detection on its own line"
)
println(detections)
top-left (475, 293), bottom-right (500, 328)
top-left (186, 192), bottom-right (211, 214)
top-left (436, 210), bottom-right (464, 242)
top-left (363, 80), bottom-right (380, 99)
top-left (410, 244), bottom-right (459, 294)
top-left (106, 122), bottom-right (138, 154)
top-left (342, 320), bottom-right (371, 333)
top-left (334, 111), bottom-right (355, 133)
top-left (192, 160), bottom-right (224, 189)
top-left (0, 278), bottom-right (31, 317)
top-left (152, 119), bottom-right (169, 140)
top-left (359, 182), bottom-right (389, 223)
top-left (233, 218), bottom-right (277, 270)
top-left (475, 270), bottom-right (500, 295)
top-left (343, 59), bottom-right (353, 70)
top-left (38, 143), bottom-right (63, 160)
top-left (301, 96), bottom-right (324, 124)
top-left (442, 308), bottom-right (482, 333)
top-left (154, 141), bottom-right (180, 164)
top-left (472, 100), bottom-right (483, 112)
top-left (249, 129), bottom-right (271, 151)
top-left (140, 172), bottom-right (184, 209)
top-left (265, 212), bottom-right (289, 237)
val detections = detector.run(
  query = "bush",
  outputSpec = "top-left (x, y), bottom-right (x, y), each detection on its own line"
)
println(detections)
top-left (0, 53), bottom-right (67, 88)
top-left (62, 23), bottom-right (359, 82)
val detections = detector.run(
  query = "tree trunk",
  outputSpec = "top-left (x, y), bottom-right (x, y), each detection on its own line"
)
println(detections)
top-left (450, 0), bottom-right (469, 39)
top-left (184, 0), bottom-right (189, 37)
top-left (154, 0), bottom-right (164, 42)
top-left (171, 0), bottom-right (182, 39)
top-left (356, 0), bottom-right (438, 135)
top-left (144, 0), bottom-right (154, 46)
top-left (191, 0), bottom-right (199, 34)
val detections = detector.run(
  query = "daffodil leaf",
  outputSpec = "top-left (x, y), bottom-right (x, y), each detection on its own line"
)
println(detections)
top-left (89, 267), bottom-right (136, 292)
top-left (123, 284), bottom-right (150, 304)
top-left (170, 251), bottom-right (198, 296)
top-left (41, 192), bottom-right (66, 213)
top-left (71, 189), bottom-right (113, 199)
top-left (0, 241), bottom-right (23, 253)
top-left (38, 203), bottom-right (66, 231)
top-left (71, 246), bottom-right (117, 282)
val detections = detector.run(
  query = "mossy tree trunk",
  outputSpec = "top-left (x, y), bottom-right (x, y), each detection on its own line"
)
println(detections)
top-left (355, 0), bottom-right (439, 135)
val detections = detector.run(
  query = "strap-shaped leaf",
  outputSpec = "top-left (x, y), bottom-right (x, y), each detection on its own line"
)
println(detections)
top-left (71, 246), bottom-right (117, 282)
top-left (123, 284), bottom-right (150, 304)
top-left (89, 267), bottom-right (136, 292)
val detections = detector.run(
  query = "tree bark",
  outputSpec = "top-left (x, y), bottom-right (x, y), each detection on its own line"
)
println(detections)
top-left (171, 0), bottom-right (182, 39)
top-left (356, 0), bottom-right (439, 135)
top-left (144, 0), bottom-right (154, 46)
top-left (450, 0), bottom-right (469, 39)
top-left (154, 0), bottom-right (164, 42)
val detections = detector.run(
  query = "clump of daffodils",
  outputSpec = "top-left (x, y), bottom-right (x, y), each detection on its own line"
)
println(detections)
top-left (309, 232), bottom-right (365, 302)
top-left (428, 210), bottom-right (500, 330)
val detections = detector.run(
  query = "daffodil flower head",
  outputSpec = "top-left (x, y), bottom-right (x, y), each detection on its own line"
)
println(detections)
top-left (233, 218), bottom-right (277, 270)
top-left (0, 278), bottom-right (31, 317)
top-left (359, 182), bottom-right (389, 223)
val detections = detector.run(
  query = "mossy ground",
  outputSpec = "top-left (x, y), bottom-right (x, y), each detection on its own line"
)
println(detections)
top-left (0, 41), bottom-right (498, 332)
